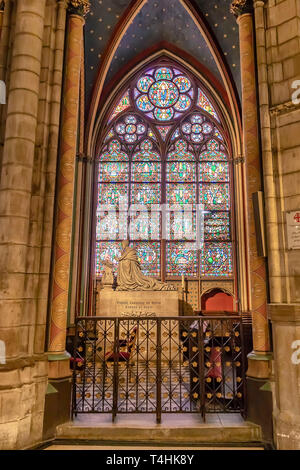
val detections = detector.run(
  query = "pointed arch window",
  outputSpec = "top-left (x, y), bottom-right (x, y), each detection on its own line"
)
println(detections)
top-left (95, 64), bottom-right (234, 281)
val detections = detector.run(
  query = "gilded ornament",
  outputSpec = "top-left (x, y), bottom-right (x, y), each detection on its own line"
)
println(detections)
top-left (68, 0), bottom-right (90, 16)
top-left (230, 0), bottom-right (253, 17)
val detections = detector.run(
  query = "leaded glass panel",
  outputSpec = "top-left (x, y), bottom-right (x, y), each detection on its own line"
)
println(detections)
top-left (131, 183), bottom-right (160, 205)
top-left (199, 183), bottom-right (230, 210)
top-left (200, 242), bottom-right (233, 277)
top-left (132, 162), bottom-right (161, 182)
top-left (167, 183), bottom-right (196, 205)
top-left (98, 183), bottom-right (128, 206)
top-left (204, 212), bottom-right (230, 241)
top-left (199, 162), bottom-right (229, 182)
top-left (166, 162), bottom-right (196, 182)
top-left (132, 241), bottom-right (161, 276)
top-left (166, 242), bottom-right (198, 277)
top-left (95, 241), bottom-right (123, 276)
top-left (98, 162), bottom-right (129, 182)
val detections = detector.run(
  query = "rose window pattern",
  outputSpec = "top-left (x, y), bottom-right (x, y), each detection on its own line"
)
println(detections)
top-left (96, 64), bottom-right (234, 281)
top-left (135, 67), bottom-right (194, 122)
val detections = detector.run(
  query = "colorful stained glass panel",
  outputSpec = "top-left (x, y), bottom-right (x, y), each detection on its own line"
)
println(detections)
top-left (197, 89), bottom-right (219, 122)
top-left (149, 80), bottom-right (179, 108)
top-left (167, 140), bottom-right (195, 161)
top-left (199, 183), bottom-right (230, 210)
top-left (98, 183), bottom-right (128, 206)
top-left (199, 162), bottom-right (229, 182)
top-left (132, 162), bottom-right (161, 182)
top-left (95, 241), bottom-right (123, 276)
top-left (201, 242), bottom-right (233, 277)
top-left (96, 212), bottom-right (127, 240)
top-left (131, 183), bottom-right (160, 205)
top-left (109, 91), bottom-right (130, 123)
top-left (100, 140), bottom-right (128, 161)
top-left (204, 212), bottom-right (230, 240)
top-left (132, 241), bottom-right (161, 276)
top-left (129, 212), bottom-right (161, 240)
top-left (166, 162), bottom-right (196, 182)
top-left (167, 183), bottom-right (196, 205)
top-left (136, 95), bottom-right (154, 112)
top-left (154, 107), bottom-right (174, 121)
top-left (174, 94), bottom-right (191, 111)
top-left (98, 162), bottom-right (129, 182)
top-left (166, 242), bottom-right (198, 277)
top-left (133, 140), bottom-right (160, 161)
top-left (173, 76), bottom-right (191, 92)
top-left (200, 139), bottom-right (227, 161)
top-left (166, 212), bottom-right (196, 240)
top-left (154, 67), bottom-right (173, 81)
top-left (137, 76), bottom-right (155, 93)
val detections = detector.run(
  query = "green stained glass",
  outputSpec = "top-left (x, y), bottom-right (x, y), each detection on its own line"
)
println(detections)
top-left (131, 183), bottom-right (160, 205)
top-left (197, 88), bottom-right (219, 122)
top-left (109, 91), bottom-right (130, 123)
top-left (132, 162), bottom-right (161, 182)
top-left (166, 161), bottom-right (196, 182)
top-left (201, 242), bottom-right (233, 277)
top-left (199, 162), bottom-right (229, 182)
top-left (166, 242), bottom-right (198, 277)
top-left (133, 139), bottom-right (160, 161)
top-left (98, 162), bottom-right (129, 182)
top-left (167, 183), bottom-right (196, 205)
top-left (98, 183), bottom-right (128, 206)
top-left (132, 241), bottom-right (161, 276)
top-left (204, 212), bottom-right (230, 241)
top-left (200, 139), bottom-right (227, 161)
top-left (95, 241), bottom-right (123, 276)
top-left (100, 140), bottom-right (128, 161)
top-left (167, 139), bottom-right (195, 161)
top-left (199, 183), bottom-right (230, 210)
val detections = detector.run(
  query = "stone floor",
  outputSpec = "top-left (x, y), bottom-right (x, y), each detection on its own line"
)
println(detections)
top-left (56, 412), bottom-right (262, 446)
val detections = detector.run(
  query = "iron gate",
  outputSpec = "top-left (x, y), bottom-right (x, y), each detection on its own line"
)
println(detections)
top-left (72, 316), bottom-right (246, 423)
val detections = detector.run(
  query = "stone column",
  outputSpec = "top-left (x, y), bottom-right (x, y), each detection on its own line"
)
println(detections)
top-left (231, 0), bottom-right (273, 442)
top-left (47, 0), bottom-right (89, 377)
top-left (231, 0), bottom-right (271, 367)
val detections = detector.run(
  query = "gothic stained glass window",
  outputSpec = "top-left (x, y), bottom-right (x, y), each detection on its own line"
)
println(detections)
top-left (166, 242), bottom-right (198, 277)
top-left (132, 241), bottom-right (161, 276)
top-left (96, 62), bottom-right (234, 281)
top-left (200, 242), bottom-right (233, 277)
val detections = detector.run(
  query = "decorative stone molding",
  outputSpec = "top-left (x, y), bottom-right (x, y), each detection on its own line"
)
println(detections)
top-left (68, 0), bottom-right (90, 16)
top-left (76, 153), bottom-right (93, 163)
top-left (230, 0), bottom-right (253, 17)
top-left (201, 280), bottom-right (234, 296)
top-left (233, 155), bottom-right (245, 165)
top-left (269, 100), bottom-right (300, 117)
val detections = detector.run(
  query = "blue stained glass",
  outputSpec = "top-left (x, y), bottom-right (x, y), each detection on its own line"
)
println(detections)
top-left (174, 94), bottom-right (191, 111)
top-left (131, 183), bottom-right (160, 205)
top-left (98, 162), bottom-right (129, 182)
top-left (200, 139), bottom-right (227, 161)
top-left (129, 212), bottom-right (161, 240)
top-left (173, 76), bottom-right (191, 92)
top-left (199, 183), bottom-right (230, 210)
top-left (133, 139), bottom-right (160, 161)
top-left (100, 140), bottom-right (128, 161)
top-left (132, 241), bottom-right (161, 276)
top-left (199, 162), bottom-right (229, 182)
top-left (201, 242), bottom-right (233, 276)
top-left (95, 241), bottom-right (123, 276)
top-left (167, 139), bottom-right (195, 161)
top-left (154, 67), bottom-right (173, 81)
top-left (167, 183), bottom-right (196, 205)
top-left (132, 162), bottom-right (161, 182)
top-left (166, 162), bottom-right (196, 182)
top-left (204, 212), bottom-right (230, 240)
top-left (98, 183), bottom-right (128, 206)
top-left (166, 242), bottom-right (198, 277)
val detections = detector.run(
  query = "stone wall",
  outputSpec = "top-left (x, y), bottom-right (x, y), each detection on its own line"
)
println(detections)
top-left (0, 0), bottom-right (67, 450)
top-left (255, 0), bottom-right (300, 449)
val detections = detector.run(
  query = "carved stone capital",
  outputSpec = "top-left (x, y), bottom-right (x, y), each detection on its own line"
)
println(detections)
top-left (0, 1), bottom-right (5, 13)
top-left (230, 0), bottom-right (253, 17)
top-left (68, 0), bottom-right (90, 16)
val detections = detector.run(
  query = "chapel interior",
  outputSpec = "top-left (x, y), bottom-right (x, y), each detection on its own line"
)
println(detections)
top-left (0, 0), bottom-right (300, 451)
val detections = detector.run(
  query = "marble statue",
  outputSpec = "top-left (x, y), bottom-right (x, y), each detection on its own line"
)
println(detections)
top-left (101, 260), bottom-right (114, 289)
top-left (116, 240), bottom-right (176, 291)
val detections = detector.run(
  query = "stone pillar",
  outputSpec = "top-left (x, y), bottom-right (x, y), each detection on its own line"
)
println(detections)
top-left (269, 305), bottom-right (300, 449)
top-left (231, 0), bottom-right (271, 365)
top-left (231, 0), bottom-right (273, 442)
top-left (0, 0), bottom-right (47, 450)
top-left (47, 0), bottom-right (89, 377)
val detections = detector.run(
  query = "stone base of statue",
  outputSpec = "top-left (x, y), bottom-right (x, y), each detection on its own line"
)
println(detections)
top-left (98, 290), bottom-right (179, 317)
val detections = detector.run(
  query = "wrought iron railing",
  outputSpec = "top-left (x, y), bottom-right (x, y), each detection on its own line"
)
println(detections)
top-left (72, 316), bottom-right (246, 423)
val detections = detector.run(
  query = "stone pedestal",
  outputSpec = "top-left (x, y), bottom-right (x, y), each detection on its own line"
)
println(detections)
top-left (98, 289), bottom-right (179, 317)
top-left (269, 304), bottom-right (300, 449)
